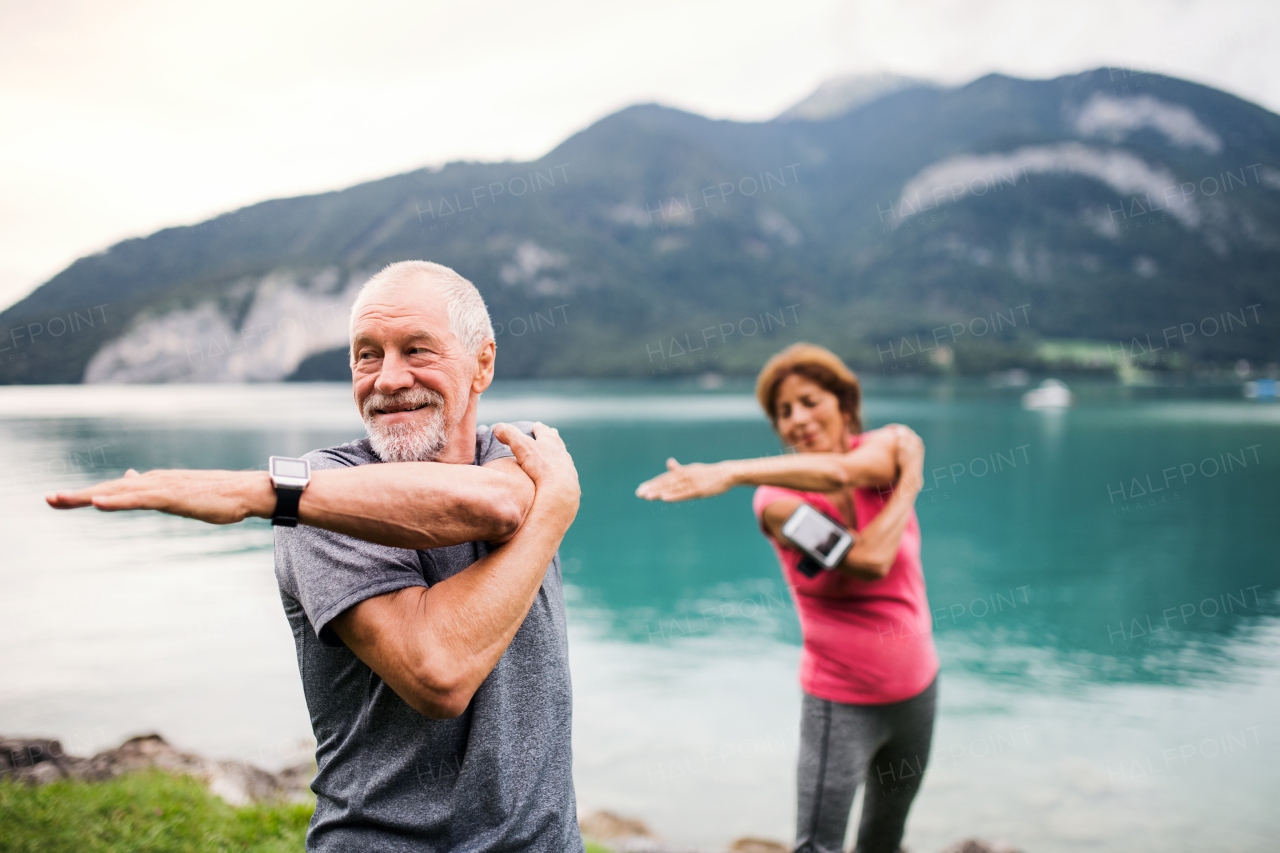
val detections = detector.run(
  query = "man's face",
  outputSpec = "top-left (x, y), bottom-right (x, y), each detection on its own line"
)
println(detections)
top-left (349, 281), bottom-right (483, 462)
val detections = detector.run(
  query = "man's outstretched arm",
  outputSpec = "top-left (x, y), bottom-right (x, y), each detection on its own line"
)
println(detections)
top-left (45, 453), bottom-right (535, 551)
top-left (330, 422), bottom-right (580, 719)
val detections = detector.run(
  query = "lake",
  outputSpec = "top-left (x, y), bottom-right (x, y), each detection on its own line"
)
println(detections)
top-left (1, 379), bottom-right (1277, 852)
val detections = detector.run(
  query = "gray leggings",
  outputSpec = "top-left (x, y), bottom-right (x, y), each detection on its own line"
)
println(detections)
top-left (794, 677), bottom-right (938, 853)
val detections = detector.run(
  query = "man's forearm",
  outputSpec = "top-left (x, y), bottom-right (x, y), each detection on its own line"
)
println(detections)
top-left (418, 498), bottom-right (571, 690)
top-left (47, 459), bottom-right (533, 551)
top-left (332, 492), bottom-right (575, 719)
top-left (295, 461), bottom-right (533, 550)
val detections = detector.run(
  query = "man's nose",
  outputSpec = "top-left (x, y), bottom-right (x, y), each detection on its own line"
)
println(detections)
top-left (375, 351), bottom-right (415, 394)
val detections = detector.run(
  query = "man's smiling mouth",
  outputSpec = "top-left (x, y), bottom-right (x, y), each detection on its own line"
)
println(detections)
top-left (376, 402), bottom-right (431, 415)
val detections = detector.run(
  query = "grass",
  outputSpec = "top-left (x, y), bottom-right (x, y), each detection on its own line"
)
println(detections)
top-left (0, 770), bottom-right (311, 853)
top-left (0, 770), bottom-right (615, 853)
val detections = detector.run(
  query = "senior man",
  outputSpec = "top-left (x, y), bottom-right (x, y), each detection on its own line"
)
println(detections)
top-left (48, 261), bottom-right (584, 852)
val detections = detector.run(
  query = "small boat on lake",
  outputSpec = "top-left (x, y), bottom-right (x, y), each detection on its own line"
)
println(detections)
top-left (1022, 378), bottom-right (1074, 410)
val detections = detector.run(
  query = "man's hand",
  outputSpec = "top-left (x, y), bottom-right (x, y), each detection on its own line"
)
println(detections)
top-left (492, 422), bottom-right (580, 523)
top-left (332, 422), bottom-right (581, 719)
top-left (635, 458), bottom-right (735, 502)
top-left (45, 468), bottom-right (274, 524)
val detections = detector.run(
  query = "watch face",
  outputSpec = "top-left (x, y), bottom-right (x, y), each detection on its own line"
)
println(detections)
top-left (269, 456), bottom-right (311, 487)
top-left (271, 458), bottom-right (309, 479)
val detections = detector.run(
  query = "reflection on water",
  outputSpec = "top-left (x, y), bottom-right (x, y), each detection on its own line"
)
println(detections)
top-left (1, 380), bottom-right (1277, 852)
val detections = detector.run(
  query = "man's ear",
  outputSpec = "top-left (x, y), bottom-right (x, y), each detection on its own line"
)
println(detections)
top-left (471, 339), bottom-right (497, 394)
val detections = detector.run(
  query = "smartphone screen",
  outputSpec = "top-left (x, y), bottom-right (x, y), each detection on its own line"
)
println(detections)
top-left (782, 504), bottom-right (854, 569)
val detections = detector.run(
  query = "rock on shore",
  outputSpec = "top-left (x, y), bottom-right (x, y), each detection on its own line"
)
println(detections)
top-left (577, 808), bottom-right (1025, 853)
top-left (0, 733), bottom-right (313, 806)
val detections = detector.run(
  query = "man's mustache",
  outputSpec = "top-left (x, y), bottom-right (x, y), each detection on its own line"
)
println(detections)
top-left (362, 387), bottom-right (446, 420)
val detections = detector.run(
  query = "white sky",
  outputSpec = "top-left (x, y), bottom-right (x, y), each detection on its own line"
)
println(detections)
top-left (1, 0), bottom-right (1276, 310)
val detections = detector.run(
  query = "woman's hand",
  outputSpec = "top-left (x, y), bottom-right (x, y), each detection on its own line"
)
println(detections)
top-left (636, 458), bottom-right (737, 502)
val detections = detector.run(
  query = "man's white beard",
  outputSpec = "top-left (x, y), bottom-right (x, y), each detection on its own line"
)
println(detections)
top-left (362, 387), bottom-right (452, 462)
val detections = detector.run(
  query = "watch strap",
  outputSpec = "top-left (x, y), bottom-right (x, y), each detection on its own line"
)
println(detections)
top-left (272, 486), bottom-right (303, 527)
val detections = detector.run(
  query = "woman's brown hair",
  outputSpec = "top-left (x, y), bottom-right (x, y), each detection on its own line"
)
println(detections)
top-left (755, 343), bottom-right (863, 434)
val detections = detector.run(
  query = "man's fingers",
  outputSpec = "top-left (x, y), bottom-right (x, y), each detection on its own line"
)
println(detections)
top-left (530, 422), bottom-right (567, 452)
top-left (495, 422), bottom-right (578, 492)
top-left (46, 491), bottom-right (94, 509)
top-left (45, 472), bottom-right (180, 511)
top-left (91, 488), bottom-right (175, 512)
top-left (45, 477), bottom-right (130, 508)
top-left (492, 423), bottom-right (535, 456)
top-left (46, 481), bottom-right (162, 507)
top-left (491, 422), bottom-right (520, 445)
top-left (91, 493), bottom-right (146, 511)
top-left (665, 457), bottom-right (680, 472)
top-left (530, 421), bottom-right (560, 440)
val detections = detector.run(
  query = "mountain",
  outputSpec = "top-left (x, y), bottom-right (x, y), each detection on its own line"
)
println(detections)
top-left (3, 67), bottom-right (1278, 385)
top-left (777, 73), bottom-right (935, 121)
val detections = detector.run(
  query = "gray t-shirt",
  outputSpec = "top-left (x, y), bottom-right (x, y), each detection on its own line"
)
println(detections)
top-left (274, 423), bottom-right (581, 852)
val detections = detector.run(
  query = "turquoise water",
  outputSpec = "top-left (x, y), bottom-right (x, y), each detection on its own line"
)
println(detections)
top-left (1, 380), bottom-right (1277, 851)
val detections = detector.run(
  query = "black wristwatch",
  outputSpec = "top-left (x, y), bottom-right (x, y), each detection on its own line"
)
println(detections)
top-left (268, 456), bottom-right (311, 527)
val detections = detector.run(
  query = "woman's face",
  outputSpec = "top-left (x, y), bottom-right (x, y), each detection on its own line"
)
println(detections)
top-left (773, 373), bottom-right (851, 454)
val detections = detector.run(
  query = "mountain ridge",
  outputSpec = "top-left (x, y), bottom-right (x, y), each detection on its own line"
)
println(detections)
top-left (3, 67), bottom-right (1277, 385)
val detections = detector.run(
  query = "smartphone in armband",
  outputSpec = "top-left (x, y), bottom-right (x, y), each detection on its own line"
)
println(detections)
top-left (782, 504), bottom-right (855, 577)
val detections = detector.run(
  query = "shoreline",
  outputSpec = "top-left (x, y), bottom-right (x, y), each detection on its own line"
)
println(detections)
top-left (4, 732), bottom-right (1024, 853)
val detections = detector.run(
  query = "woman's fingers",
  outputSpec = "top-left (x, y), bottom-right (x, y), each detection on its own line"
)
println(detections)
top-left (636, 473), bottom-right (675, 500)
top-left (637, 470), bottom-right (692, 502)
top-left (638, 459), bottom-right (729, 503)
top-left (637, 462), bottom-right (681, 499)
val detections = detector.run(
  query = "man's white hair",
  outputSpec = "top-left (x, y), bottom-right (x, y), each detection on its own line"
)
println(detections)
top-left (349, 260), bottom-right (495, 359)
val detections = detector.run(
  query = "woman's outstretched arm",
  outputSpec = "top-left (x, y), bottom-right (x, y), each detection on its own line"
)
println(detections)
top-left (636, 425), bottom-right (917, 502)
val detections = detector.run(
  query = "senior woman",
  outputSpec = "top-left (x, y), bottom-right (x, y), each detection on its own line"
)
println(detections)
top-left (636, 343), bottom-right (937, 853)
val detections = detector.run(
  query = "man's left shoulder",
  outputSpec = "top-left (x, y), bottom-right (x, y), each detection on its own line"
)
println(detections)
top-left (475, 420), bottom-right (537, 466)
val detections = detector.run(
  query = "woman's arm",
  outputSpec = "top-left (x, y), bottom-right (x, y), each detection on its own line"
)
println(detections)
top-left (760, 429), bottom-right (924, 581)
top-left (636, 425), bottom-right (917, 502)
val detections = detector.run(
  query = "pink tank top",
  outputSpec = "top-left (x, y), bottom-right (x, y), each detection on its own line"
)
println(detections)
top-left (752, 430), bottom-right (939, 705)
